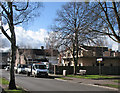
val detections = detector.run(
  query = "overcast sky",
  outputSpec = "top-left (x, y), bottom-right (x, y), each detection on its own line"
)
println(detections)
top-left (0, 2), bottom-right (119, 52)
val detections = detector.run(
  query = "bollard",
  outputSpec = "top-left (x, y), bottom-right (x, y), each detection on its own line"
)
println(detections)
top-left (63, 70), bottom-right (67, 76)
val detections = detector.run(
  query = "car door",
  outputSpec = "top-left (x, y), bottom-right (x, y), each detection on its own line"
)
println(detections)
top-left (32, 65), bottom-right (36, 75)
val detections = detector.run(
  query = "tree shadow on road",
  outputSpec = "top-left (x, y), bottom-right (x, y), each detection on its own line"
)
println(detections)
top-left (36, 75), bottom-right (61, 79)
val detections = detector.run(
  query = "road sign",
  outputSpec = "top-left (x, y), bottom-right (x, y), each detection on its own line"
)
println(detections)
top-left (97, 58), bottom-right (103, 62)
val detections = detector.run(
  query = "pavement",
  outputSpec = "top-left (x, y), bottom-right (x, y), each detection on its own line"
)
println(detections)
top-left (50, 74), bottom-right (120, 91)
top-left (63, 76), bottom-right (119, 85)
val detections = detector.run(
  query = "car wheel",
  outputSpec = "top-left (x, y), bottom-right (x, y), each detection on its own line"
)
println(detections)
top-left (34, 73), bottom-right (36, 78)
top-left (15, 70), bottom-right (18, 74)
top-left (27, 72), bottom-right (30, 76)
top-left (18, 71), bottom-right (21, 74)
top-left (45, 73), bottom-right (48, 77)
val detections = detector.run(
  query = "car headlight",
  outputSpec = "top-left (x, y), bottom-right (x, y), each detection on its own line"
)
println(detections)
top-left (37, 71), bottom-right (39, 73)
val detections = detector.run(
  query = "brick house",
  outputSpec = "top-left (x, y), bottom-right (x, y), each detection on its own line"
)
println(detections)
top-left (15, 48), bottom-right (59, 67)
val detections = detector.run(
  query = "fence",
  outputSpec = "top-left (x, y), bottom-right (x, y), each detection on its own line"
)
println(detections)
top-left (50, 66), bottom-right (120, 75)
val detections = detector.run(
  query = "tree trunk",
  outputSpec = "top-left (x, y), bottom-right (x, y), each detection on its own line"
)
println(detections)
top-left (73, 41), bottom-right (77, 75)
top-left (74, 59), bottom-right (77, 75)
top-left (73, 9), bottom-right (79, 75)
top-left (72, 40), bottom-right (76, 75)
top-left (9, 42), bottom-right (17, 89)
top-left (9, 28), bottom-right (17, 89)
top-left (8, 2), bottom-right (17, 89)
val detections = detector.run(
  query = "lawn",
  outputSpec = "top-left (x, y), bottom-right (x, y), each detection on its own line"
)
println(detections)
top-left (66, 75), bottom-right (119, 79)
top-left (101, 84), bottom-right (120, 88)
top-left (5, 87), bottom-right (29, 93)
top-left (0, 77), bottom-right (9, 85)
top-left (114, 80), bottom-right (120, 83)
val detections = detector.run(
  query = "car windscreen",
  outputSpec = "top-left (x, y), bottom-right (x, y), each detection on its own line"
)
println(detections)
top-left (21, 65), bottom-right (28, 68)
top-left (35, 65), bottom-right (47, 69)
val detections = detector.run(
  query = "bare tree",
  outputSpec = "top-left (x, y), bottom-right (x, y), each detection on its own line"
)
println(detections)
top-left (45, 31), bottom-right (60, 50)
top-left (84, 2), bottom-right (120, 43)
top-left (0, 1), bottom-right (42, 89)
top-left (52, 2), bottom-right (102, 74)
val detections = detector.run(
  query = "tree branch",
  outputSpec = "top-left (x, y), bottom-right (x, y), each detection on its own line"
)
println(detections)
top-left (2, 12), bottom-right (10, 25)
top-left (1, 26), bottom-right (11, 42)
top-left (12, 1), bottom-right (29, 11)
top-left (0, 3), bottom-right (10, 17)
top-left (99, 2), bottom-right (120, 42)
top-left (112, 2), bottom-right (120, 32)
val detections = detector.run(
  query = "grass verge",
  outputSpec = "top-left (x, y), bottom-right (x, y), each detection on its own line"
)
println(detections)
top-left (114, 80), bottom-right (120, 83)
top-left (101, 84), bottom-right (120, 88)
top-left (0, 77), bottom-right (9, 85)
top-left (0, 77), bottom-right (29, 93)
top-left (67, 75), bottom-right (119, 79)
top-left (5, 87), bottom-right (29, 93)
top-left (4, 87), bottom-right (29, 93)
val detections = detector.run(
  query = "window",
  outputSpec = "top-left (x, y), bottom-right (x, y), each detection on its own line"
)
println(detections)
top-left (79, 51), bottom-right (81, 55)
top-left (68, 53), bottom-right (71, 57)
top-left (35, 65), bottom-right (47, 69)
top-left (110, 64), bottom-right (113, 66)
top-left (68, 61), bottom-right (71, 66)
top-left (33, 66), bottom-right (35, 70)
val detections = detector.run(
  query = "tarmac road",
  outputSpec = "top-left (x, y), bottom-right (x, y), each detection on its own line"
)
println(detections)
top-left (0, 69), bottom-right (119, 92)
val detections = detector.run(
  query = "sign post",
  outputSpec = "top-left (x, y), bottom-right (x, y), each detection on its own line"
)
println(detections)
top-left (97, 58), bottom-right (103, 75)
top-left (98, 61), bottom-right (101, 75)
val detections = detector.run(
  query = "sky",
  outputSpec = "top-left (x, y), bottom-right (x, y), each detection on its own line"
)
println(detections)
top-left (0, 2), bottom-right (66, 51)
top-left (24, 2), bottom-right (65, 31)
top-left (0, 2), bottom-right (120, 52)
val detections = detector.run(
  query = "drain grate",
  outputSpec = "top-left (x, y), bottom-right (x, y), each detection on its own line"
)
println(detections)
top-left (94, 83), bottom-right (100, 85)
top-left (78, 82), bottom-right (82, 83)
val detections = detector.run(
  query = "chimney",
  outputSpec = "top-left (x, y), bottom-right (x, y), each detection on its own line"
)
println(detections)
top-left (108, 49), bottom-right (112, 51)
top-left (41, 46), bottom-right (44, 50)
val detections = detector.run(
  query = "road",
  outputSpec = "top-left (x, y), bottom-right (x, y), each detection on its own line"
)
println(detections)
top-left (0, 69), bottom-right (119, 92)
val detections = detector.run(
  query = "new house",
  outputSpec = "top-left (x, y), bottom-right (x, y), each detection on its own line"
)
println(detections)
top-left (59, 45), bottom-right (120, 67)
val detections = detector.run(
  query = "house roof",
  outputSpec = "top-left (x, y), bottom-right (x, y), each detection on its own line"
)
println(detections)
top-left (0, 52), bottom-right (10, 56)
top-left (59, 45), bottom-right (108, 53)
top-left (79, 45), bottom-right (108, 52)
top-left (18, 48), bottom-right (59, 56)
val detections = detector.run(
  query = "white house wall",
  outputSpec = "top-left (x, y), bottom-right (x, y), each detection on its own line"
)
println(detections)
top-left (46, 56), bottom-right (58, 64)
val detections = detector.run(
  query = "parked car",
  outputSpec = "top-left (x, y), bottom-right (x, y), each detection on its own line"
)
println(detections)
top-left (26, 62), bottom-right (49, 77)
top-left (5, 66), bottom-right (10, 71)
top-left (15, 64), bottom-right (28, 74)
